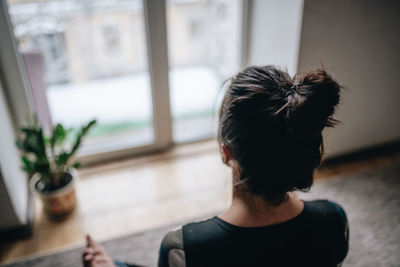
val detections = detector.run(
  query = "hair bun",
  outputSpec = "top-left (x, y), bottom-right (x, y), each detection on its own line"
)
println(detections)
top-left (218, 65), bottom-right (342, 204)
top-left (288, 69), bottom-right (341, 134)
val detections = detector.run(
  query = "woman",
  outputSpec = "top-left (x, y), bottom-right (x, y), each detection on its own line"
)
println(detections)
top-left (83, 66), bottom-right (349, 267)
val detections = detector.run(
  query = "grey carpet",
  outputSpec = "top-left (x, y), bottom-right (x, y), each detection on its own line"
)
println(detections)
top-left (2, 161), bottom-right (400, 267)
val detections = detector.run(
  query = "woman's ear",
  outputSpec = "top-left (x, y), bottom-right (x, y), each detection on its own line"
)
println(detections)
top-left (221, 143), bottom-right (233, 165)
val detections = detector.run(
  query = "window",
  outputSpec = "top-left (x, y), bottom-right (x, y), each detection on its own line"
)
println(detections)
top-left (7, 0), bottom-right (154, 156)
top-left (3, 0), bottom-right (246, 163)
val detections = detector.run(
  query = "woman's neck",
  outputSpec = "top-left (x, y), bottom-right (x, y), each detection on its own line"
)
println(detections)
top-left (218, 190), bottom-right (304, 227)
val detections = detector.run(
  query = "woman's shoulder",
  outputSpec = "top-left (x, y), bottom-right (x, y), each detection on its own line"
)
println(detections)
top-left (159, 227), bottom-right (185, 267)
top-left (304, 199), bottom-right (347, 223)
top-left (160, 217), bottom-right (219, 251)
top-left (303, 199), bottom-right (349, 264)
top-left (161, 227), bottom-right (184, 250)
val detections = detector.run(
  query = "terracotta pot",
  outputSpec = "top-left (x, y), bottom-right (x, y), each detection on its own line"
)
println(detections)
top-left (30, 168), bottom-right (78, 219)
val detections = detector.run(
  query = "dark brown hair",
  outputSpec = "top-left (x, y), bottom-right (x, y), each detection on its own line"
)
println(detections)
top-left (218, 65), bottom-right (341, 205)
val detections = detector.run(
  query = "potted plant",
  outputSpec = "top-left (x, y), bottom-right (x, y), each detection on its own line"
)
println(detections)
top-left (16, 118), bottom-right (96, 219)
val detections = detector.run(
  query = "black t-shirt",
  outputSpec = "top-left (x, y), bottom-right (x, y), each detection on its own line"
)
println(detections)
top-left (159, 200), bottom-right (349, 267)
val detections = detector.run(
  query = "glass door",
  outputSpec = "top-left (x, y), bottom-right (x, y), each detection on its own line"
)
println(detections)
top-left (3, 0), bottom-right (246, 164)
top-left (6, 0), bottom-right (155, 155)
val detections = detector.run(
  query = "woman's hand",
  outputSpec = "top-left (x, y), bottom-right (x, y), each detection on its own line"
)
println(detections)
top-left (82, 234), bottom-right (116, 267)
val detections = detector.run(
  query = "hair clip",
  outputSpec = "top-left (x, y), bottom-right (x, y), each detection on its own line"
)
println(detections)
top-left (285, 84), bottom-right (298, 96)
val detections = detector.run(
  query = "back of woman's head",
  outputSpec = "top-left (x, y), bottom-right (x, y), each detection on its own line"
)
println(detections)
top-left (218, 65), bottom-right (341, 205)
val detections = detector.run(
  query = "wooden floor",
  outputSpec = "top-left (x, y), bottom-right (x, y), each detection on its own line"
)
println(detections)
top-left (1, 140), bottom-right (400, 264)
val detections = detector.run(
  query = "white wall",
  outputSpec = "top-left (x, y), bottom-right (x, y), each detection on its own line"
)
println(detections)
top-left (249, 0), bottom-right (400, 157)
top-left (248, 0), bottom-right (304, 76)
top-left (297, 0), bottom-right (400, 156)
top-left (0, 82), bottom-right (28, 228)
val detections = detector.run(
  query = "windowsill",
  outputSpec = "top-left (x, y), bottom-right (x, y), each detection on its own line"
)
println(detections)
top-left (78, 138), bottom-right (220, 177)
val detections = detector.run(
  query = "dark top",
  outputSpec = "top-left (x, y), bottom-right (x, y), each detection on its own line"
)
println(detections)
top-left (159, 200), bottom-right (349, 267)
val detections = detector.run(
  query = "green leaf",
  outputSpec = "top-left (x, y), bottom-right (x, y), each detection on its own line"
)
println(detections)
top-left (16, 139), bottom-right (26, 150)
top-left (16, 114), bottom-right (55, 186)
top-left (17, 126), bottom-right (46, 157)
top-left (71, 161), bottom-right (82, 169)
top-left (21, 156), bottom-right (35, 173)
top-left (25, 134), bottom-right (42, 155)
top-left (68, 119), bottom-right (97, 159)
top-left (32, 158), bottom-right (51, 179)
top-left (51, 123), bottom-right (68, 149)
top-left (55, 152), bottom-right (70, 168)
